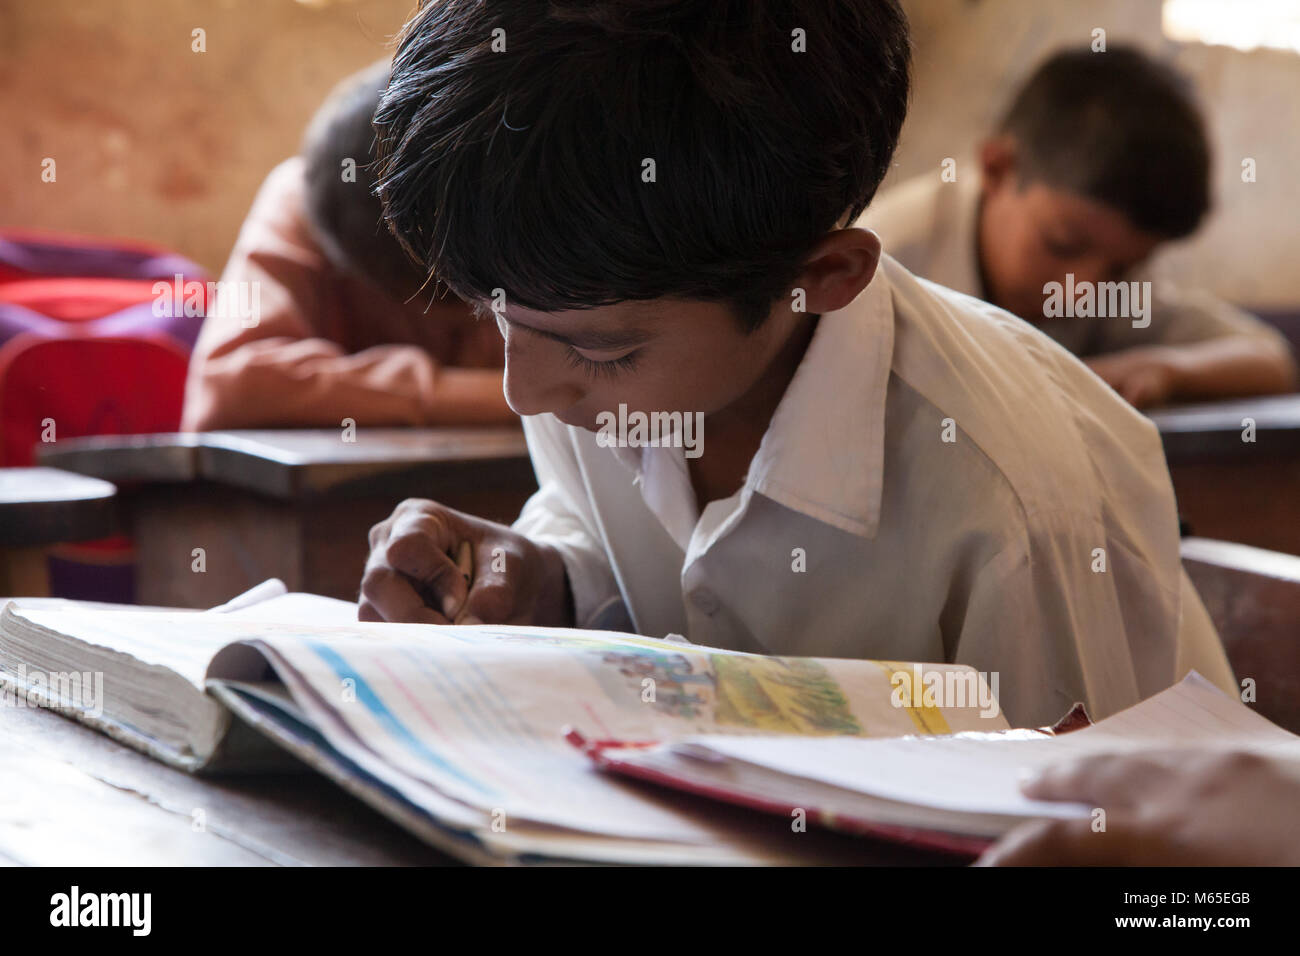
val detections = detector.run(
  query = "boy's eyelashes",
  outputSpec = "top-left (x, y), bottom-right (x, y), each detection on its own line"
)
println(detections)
top-left (563, 346), bottom-right (641, 380)
top-left (1041, 232), bottom-right (1088, 258)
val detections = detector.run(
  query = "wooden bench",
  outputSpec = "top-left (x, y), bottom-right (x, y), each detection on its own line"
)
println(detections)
top-left (1183, 536), bottom-right (1300, 734)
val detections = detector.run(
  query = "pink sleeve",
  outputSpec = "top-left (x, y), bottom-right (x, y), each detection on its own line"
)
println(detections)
top-left (182, 158), bottom-right (443, 431)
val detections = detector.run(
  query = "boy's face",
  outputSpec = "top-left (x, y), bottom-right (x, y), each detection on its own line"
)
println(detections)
top-left (483, 297), bottom-right (806, 430)
top-left (477, 228), bottom-right (883, 431)
top-left (976, 143), bottom-right (1166, 323)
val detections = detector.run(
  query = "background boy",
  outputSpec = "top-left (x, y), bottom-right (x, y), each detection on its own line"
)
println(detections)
top-left (862, 45), bottom-right (1296, 409)
top-left (182, 61), bottom-right (513, 431)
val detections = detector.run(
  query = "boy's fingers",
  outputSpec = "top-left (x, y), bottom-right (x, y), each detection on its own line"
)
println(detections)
top-left (459, 547), bottom-right (517, 624)
top-left (997, 818), bottom-right (1157, 866)
top-left (976, 819), bottom-right (1098, 866)
top-left (359, 559), bottom-right (447, 624)
top-left (383, 510), bottom-right (455, 576)
top-left (1020, 755), bottom-right (1108, 800)
top-left (1022, 752), bottom-right (1176, 807)
top-left (382, 509), bottom-right (470, 618)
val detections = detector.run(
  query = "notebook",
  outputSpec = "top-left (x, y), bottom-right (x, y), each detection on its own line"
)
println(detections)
top-left (577, 672), bottom-right (1300, 858)
top-left (0, 581), bottom-right (1010, 865)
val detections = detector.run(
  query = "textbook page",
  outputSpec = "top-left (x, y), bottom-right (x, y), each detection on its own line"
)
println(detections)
top-left (4, 601), bottom-right (1010, 844)
top-left (209, 579), bottom-right (360, 626)
top-left (210, 624), bottom-right (1008, 843)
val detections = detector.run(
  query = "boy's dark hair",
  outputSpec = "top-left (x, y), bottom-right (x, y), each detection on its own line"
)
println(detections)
top-left (301, 61), bottom-right (425, 296)
top-left (375, 0), bottom-right (910, 330)
top-left (998, 45), bottom-right (1210, 239)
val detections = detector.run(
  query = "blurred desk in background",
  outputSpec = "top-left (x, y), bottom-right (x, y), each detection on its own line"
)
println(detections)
top-left (1151, 395), bottom-right (1300, 557)
top-left (0, 467), bottom-right (118, 596)
top-left (38, 429), bottom-right (536, 608)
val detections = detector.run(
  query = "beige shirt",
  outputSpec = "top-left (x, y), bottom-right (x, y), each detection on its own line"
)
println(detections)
top-left (859, 169), bottom-right (1287, 356)
top-left (182, 158), bottom-right (505, 431)
top-left (513, 254), bottom-right (1234, 728)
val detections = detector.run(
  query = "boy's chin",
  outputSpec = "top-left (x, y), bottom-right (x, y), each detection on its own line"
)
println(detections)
top-left (553, 411), bottom-right (600, 432)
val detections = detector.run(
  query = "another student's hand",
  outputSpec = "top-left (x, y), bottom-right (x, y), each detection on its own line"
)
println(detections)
top-left (359, 499), bottom-right (574, 627)
top-left (976, 749), bottom-right (1300, 866)
top-left (1083, 347), bottom-right (1178, 408)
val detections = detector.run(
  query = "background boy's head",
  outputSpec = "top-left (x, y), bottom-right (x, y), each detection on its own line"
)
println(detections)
top-left (375, 0), bottom-right (909, 426)
top-left (977, 45), bottom-right (1211, 322)
top-left (301, 60), bottom-right (427, 300)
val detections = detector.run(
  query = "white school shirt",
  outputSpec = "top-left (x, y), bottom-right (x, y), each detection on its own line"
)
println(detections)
top-left (513, 254), bottom-right (1234, 727)
top-left (859, 169), bottom-right (1287, 356)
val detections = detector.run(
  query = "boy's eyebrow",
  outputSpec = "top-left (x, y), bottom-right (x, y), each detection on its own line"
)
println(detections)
top-left (504, 317), bottom-right (654, 351)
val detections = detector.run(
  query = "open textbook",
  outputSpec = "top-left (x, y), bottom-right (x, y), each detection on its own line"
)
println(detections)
top-left (0, 581), bottom-right (1009, 865)
top-left (5, 582), bottom-right (1294, 864)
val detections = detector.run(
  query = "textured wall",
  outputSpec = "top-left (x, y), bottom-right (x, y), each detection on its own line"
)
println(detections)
top-left (3, 0), bottom-right (1299, 305)
top-left (0, 0), bottom-right (415, 273)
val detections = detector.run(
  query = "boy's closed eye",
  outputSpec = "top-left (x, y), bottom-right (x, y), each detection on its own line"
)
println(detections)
top-left (1041, 229), bottom-right (1088, 259)
top-left (494, 308), bottom-right (652, 378)
top-left (564, 346), bottom-right (642, 380)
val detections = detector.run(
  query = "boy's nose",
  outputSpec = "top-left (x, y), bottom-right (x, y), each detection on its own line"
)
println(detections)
top-left (502, 352), bottom-right (583, 418)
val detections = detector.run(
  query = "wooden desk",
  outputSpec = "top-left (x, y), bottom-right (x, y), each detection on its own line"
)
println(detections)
top-left (0, 467), bottom-right (118, 596)
top-left (1150, 395), bottom-right (1300, 557)
top-left (0, 691), bottom-right (456, 865)
top-left (37, 429), bottom-right (537, 608)
top-left (0, 596), bottom-right (959, 867)
top-left (0, 681), bottom-right (959, 866)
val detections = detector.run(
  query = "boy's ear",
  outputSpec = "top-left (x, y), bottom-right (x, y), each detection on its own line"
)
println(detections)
top-left (795, 227), bottom-right (882, 315)
top-left (978, 135), bottom-right (1019, 194)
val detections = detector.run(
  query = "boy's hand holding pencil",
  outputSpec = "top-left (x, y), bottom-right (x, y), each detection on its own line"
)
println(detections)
top-left (359, 498), bottom-right (574, 628)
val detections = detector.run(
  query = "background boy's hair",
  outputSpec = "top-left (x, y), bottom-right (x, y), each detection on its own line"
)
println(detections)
top-left (997, 45), bottom-right (1210, 239)
top-left (301, 60), bottom-right (424, 296)
top-left (375, 0), bottom-right (910, 330)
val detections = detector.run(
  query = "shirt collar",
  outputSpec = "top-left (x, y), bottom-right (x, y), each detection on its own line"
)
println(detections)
top-left (746, 260), bottom-right (896, 538)
top-left (605, 262), bottom-right (897, 542)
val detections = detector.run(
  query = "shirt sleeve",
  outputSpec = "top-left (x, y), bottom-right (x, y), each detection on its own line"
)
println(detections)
top-left (512, 414), bottom-right (628, 629)
top-left (1089, 281), bottom-right (1289, 353)
top-left (181, 158), bottom-right (443, 431)
top-left (952, 512), bottom-right (1194, 727)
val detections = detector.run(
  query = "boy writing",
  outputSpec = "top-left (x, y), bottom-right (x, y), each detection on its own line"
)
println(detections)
top-left (359, 0), bottom-right (1233, 727)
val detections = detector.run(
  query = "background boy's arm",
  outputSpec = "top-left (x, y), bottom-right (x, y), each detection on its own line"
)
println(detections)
top-left (1083, 285), bottom-right (1297, 408)
top-left (184, 332), bottom-right (512, 431)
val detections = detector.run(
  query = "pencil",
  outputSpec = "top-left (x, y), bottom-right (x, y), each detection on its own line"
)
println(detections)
top-left (454, 540), bottom-right (473, 587)
top-left (450, 540), bottom-right (474, 623)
